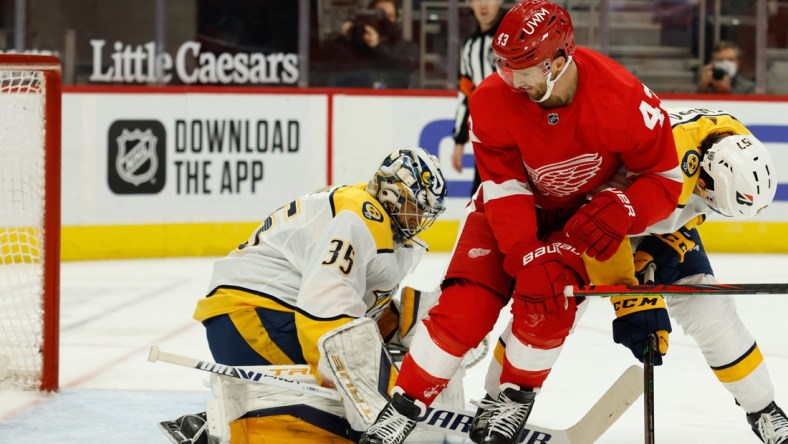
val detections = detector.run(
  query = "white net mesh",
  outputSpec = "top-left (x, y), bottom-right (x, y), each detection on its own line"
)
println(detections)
top-left (0, 69), bottom-right (47, 389)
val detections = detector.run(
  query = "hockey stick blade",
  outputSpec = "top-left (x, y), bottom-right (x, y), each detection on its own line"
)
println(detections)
top-left (565, 365), bottom-right (644, 443)
top-left (149, 347), bottom-right (639, 443)
top-left (565, 282), bottom-right (788, 297)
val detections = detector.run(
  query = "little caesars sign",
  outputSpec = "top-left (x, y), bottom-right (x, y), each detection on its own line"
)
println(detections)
top-left (90, 40), bottom-right (299, 85)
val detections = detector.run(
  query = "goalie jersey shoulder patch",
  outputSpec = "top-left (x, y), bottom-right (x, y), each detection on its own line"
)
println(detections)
top-left (331, 184), bottom-right (394, 252)
top-left (362, 201), bottom-right (384, 222)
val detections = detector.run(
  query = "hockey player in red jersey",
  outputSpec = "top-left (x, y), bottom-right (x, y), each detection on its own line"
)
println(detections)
top-left (478, 108), bottom-right (788, 444)
top-left (360, 1), bottom-right (683, 443)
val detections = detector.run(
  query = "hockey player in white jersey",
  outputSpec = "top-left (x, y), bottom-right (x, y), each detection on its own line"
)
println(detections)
top-left (159, 147), bottom-right (449, 444)
top-left (474, 107), bottom-right (787, 444)
top-left (626, 107), bottom-right (787, 444)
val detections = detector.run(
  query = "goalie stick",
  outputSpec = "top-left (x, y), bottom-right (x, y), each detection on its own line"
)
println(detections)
top-left (565, 282), bottom-right (788, 297)
top-left (149, 346), bottom-right (643, 443)
top-left (147, 346), bottom-right (341, 400)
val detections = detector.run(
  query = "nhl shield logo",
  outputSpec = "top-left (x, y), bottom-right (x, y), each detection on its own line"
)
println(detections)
top-left (108, 120), bottom-right (166, 194)
top-left (547, 113), bottom-right (559, 125)
top-left (116, 129), bottom-right (159, 186)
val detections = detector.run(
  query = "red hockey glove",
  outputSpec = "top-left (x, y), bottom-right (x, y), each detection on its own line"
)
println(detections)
top-left (563, 188), bottom-right (635, 261)
top-left (504, 241), bottom-right (571, 314)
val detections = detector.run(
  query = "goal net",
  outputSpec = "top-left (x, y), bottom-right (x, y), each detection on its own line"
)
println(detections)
top-left (0, 55), bottom-right (61, 391)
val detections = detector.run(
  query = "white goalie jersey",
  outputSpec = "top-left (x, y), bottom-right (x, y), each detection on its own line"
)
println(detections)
top-left (193, 183), bottom-right (425, 375)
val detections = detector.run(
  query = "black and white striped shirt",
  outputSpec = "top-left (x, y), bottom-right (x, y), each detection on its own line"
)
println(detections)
top-left (453, 12), bottom-right (505, 144)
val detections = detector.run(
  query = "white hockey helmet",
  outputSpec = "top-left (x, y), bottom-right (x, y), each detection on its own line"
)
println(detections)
top-left (699, 134), bottom-right (777, 218)
top-left (367, 148), bottom-right (447, 245)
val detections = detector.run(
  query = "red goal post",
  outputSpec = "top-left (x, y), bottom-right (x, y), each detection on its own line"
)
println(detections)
top-left (0, 54), bottom-right (61, 391)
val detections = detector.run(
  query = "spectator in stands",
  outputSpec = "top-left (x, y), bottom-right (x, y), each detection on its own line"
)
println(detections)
top-left (452, 0), bottom-right (505, 197)
top-left (323, 0), bottom-right (418, 88)
top-left (698, 40), bottom-right (755, 94)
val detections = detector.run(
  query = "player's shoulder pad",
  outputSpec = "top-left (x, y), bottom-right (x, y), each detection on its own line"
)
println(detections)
top-left (331, 184), bottom-right (394, 252)
top-left (667, 107), bottom-right (747, 132)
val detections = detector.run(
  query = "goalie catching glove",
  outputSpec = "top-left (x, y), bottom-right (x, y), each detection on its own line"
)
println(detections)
top-left (611, 296), bottom-right (671, 365)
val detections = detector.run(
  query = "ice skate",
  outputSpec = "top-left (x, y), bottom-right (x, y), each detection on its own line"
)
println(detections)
top-left (468, 393), bottom-right (495, 443)
top-left (159, 412), bottom-right (208, 444)
top-left (747, 402), bottom-right (788, 444)
top-left (470, 383), bottom-right (535, 444)
top-left (359, 388), bottom-right (426, 444)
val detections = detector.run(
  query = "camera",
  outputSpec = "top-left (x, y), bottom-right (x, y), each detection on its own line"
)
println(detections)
top-left (348, 8), bottom-right (394, 43)
top-left (712, 67), bottom-right (727, 80)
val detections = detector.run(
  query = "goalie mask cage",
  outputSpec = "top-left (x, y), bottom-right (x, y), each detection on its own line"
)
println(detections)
top-left (0, 54), bottom-right (61, 391)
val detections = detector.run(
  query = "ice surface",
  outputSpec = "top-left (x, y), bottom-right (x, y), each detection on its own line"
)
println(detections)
top-left (0, 253), bottom-right (786, 443)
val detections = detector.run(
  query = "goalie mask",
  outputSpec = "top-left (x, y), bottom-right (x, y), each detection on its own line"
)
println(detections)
top-left (699, 134), bottom-right (777, 218)
top-left (367, 148), bottom-right (447, 246)
top-left (492, 0), bottom-right (575, 102)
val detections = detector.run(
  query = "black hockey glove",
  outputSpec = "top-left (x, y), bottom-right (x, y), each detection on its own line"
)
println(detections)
top-left (633, 226), bottom-right (697, 285)
top-left (611, 295), bottom-right (671, 365)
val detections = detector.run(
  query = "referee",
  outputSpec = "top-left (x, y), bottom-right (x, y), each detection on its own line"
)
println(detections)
top-left (452, 0), bottom-right (506, 197)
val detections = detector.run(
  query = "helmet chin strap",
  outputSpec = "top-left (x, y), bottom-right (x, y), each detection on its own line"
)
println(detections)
top-left (531, 56), bottom-right (573, 103)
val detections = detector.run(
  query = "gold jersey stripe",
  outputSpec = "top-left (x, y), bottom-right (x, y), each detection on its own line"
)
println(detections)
top-left (228, 309), bottom-right (295, 366)
top-left (230, 415), bottom-right (354, 443)
top-left (296, 314), bottom-right (354, 384)
top-left (711, 343), bottom-right (764, 383)
top-left (493, 337), bottom-right (506, 365)
top-left (193, 287), bottom-right (294, 322)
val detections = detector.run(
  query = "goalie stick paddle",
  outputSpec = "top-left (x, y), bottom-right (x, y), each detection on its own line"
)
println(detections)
top-left (149, 346), bottom-right (643, 443)
top-left (565, 365), bottom-right (644, 443)
top-left (565, 282), bottom-right (788, 297)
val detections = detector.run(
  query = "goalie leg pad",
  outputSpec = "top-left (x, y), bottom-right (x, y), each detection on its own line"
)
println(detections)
top-left (430, 368), bottom-right (468, 444)
top-left (392, 286), bottom-right (441, 349)
top-left (318, 317), bottom-right (398, 431)
top-left (205, 373), bottom-right (249, 444)
top-left (389, 286), bottom-right (491, 370)
top-left (207, 366), bottom-right (350, 443)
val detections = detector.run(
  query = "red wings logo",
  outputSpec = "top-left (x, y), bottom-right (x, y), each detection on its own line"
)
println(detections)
top-left (525, 153), bottom-right (603, 197)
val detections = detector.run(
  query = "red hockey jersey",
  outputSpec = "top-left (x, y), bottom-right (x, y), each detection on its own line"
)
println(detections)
top-left (468, 47), bottom-right (683, 256)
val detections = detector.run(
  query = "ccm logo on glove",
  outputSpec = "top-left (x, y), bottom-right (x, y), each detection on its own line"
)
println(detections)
top-left (611, 295), bottom-right (671, 365)
top-left (612, 296), bottom-right (662, 312)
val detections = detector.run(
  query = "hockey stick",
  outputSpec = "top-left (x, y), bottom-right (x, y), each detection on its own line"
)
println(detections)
top-left (565, 282), bottom-right (788, 297)
top-left (147, 346), bottom-right (341, 401)
top-left (643, 335), bottom-right (656, 444)
top-left (149, 346), bottom-right (643, 443)
top-left (565, 364), bottom-right (644, 443)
